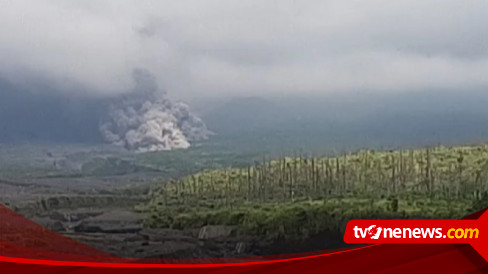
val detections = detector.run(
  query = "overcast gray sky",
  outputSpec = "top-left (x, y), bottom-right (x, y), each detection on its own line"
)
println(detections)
top-left (1, 0), bottom-right (487, 100)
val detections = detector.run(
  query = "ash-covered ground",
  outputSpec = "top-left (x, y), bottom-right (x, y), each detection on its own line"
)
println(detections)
top-left (0, 144), bottom-right (332, 259)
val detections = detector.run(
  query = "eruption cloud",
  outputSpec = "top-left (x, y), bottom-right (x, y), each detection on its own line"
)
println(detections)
top-left (99, 69), bottom-right (212, 152)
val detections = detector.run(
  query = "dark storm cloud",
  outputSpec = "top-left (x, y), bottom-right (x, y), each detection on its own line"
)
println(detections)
top-left (0, 0), bottom-right (487, 99)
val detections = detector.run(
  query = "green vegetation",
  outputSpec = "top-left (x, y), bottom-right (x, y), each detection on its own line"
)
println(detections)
top-left (139, 145), bottom-right (488, 240)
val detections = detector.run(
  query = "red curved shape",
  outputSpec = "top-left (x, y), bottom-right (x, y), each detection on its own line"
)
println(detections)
top-left (0, 245), bottom-right (374, 268)
top-left (1, 204), bottom-right (487, 272)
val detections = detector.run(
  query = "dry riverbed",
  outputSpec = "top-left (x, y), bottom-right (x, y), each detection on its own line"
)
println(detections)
top-left (0, 175), bottom-right (266, 259)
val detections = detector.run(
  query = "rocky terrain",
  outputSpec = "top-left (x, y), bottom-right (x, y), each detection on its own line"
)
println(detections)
top-left (0, 175), bottom-right (260, 259)
top-left (0, 143), bottom-right (350, 259)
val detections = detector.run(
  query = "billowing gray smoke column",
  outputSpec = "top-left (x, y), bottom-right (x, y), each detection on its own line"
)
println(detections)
top-left (99, 69), bottom-right (212, 152)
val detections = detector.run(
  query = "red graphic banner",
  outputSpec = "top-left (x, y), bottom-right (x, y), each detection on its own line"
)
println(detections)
top-left (1, 204), bottom-right (487, 273)
top-left (344, 212), bottom-right (488, 261)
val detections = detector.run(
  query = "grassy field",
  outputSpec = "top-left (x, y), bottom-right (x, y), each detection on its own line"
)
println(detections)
top-left (139, 145), bottom-right (488, 241)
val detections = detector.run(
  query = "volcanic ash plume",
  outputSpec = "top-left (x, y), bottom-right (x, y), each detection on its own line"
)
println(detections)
top-left (99, 69), bottom-right (212, 152)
